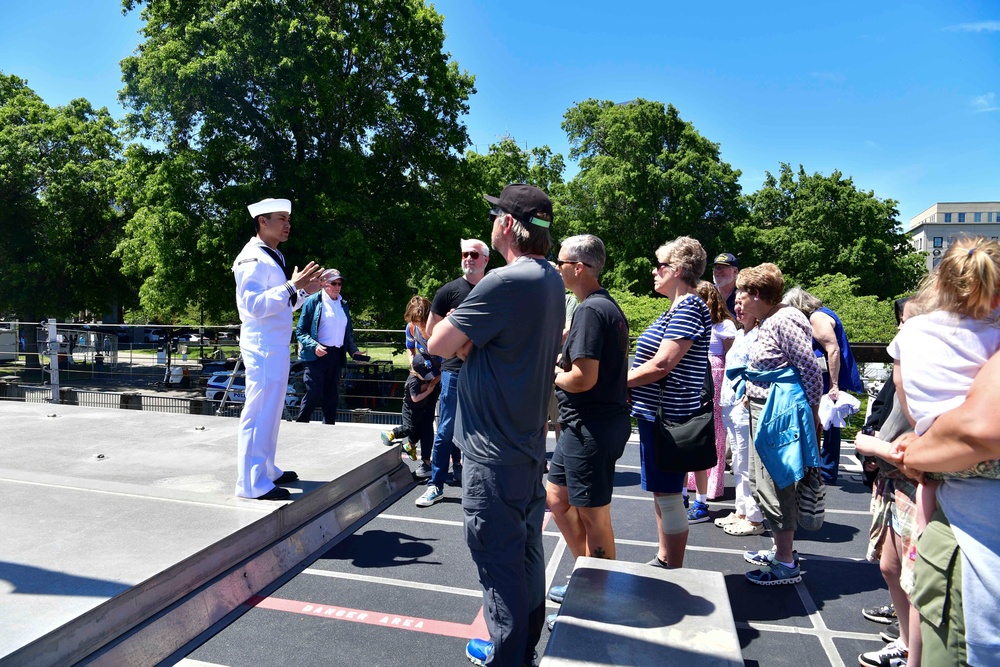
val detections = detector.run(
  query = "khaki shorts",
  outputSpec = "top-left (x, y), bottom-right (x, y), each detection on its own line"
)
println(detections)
top-left (747, 397), bottom-right (799, 532)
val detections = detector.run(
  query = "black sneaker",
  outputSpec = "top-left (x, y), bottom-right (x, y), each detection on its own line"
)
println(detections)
top-left (880, 620), bottom-right (900, 643)
top-left (862, 603), bottom-right (896, 624)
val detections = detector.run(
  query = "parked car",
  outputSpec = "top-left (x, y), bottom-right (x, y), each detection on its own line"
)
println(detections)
top-left (143, 328), bottom-right (164, 344)
top-left (204, 372), bottom-right (300, 408)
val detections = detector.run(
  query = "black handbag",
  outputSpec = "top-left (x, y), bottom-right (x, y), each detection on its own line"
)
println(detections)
top-left (653, 366), bottom-right (718, 473)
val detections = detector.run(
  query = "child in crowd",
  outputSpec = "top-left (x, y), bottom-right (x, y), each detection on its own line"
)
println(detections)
top-left (381, 297), bottom-right (442, 475)
top-left (885, 236), bottom-right (1000, 666)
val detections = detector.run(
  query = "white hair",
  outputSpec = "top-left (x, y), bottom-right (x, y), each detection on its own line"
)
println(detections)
top-left (461, 238), bottom-right (489, 257)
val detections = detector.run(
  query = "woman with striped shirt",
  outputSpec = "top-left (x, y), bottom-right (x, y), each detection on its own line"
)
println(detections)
top-left (627, 237), bottom-right (712, 568)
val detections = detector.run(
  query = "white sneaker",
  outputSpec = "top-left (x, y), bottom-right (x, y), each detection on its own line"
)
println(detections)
top-left (858, 638), bottom-right (907, 667)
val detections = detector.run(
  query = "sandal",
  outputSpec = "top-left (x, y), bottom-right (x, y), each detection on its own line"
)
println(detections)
top-left (724, 518), bottom-right (765, 536)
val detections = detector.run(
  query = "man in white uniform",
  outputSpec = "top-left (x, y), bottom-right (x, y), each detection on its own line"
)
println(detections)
top-left (233, 198), bottom-right (324, 500)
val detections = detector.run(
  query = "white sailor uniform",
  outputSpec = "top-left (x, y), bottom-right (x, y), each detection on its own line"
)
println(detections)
top-left (232, 238), bottom-right (308, 498)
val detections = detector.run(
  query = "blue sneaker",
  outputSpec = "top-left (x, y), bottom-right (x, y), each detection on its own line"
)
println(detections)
top-left (744, 546), bottom-right (799, 566)
top-left (466, 638), bottom-right (494, 666)
top-left (687, 500), bottom-right (710, 523)
top-left (548, 584), bottom-right (567, 604)
top-left (380, 431), bottom-right (394, 447)
top-left (546, 612), bottom-right (559, 631)
top-left (745, 558), bottom-right (802, 586)
top-left (415, 485), bottom-right (444, 508)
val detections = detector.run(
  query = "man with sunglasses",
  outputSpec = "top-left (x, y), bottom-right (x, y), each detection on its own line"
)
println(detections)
top-left (414, 238), bottom-right (489, 502)
top-left (429, 184), bottom-right (565, 667)
top-left (295, 269), bottom-right (365, 425)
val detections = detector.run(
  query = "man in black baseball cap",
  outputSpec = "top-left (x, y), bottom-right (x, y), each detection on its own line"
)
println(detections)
top-left (429, 183), bottom-right (564, 666)
top-left (712, 252), bottom-right (739, 315)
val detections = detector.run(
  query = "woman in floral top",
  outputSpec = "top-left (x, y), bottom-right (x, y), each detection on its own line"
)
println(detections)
top-left (735, 263), bottom-right (823, 586)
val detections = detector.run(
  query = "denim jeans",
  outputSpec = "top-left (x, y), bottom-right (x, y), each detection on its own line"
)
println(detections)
top-left (429, 371), bottom-right (462, 487)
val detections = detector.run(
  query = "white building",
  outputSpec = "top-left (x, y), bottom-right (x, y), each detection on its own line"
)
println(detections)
top-left (908, 202), bottom-right (1000, 271)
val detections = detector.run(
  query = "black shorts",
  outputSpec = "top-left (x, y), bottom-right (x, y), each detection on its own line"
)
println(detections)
top-left (547, 415), bottom-right (631, 507)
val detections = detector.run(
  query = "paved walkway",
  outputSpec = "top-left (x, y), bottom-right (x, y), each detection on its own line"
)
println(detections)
top-left (177, 434), bottom-right (888, 667)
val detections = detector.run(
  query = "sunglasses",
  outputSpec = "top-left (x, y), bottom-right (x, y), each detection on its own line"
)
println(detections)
top-left (654, 261), bottom-right (671, 270)
top-left (556, 259), bottom-right (592, 268)
top-left (462, 251), bottom-right (481, 260)
top-left (489, 207), bottom-right (504, 223)
top-left (328, 281), bottom-right (343, 286)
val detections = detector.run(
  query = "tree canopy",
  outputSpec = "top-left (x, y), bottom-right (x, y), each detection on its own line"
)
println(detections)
top-left (736, 164), bottom-right (924, 300)
top-left (560, 98), bottom-right (745, 292)
top-left (1, 5), bottom-right (930, 342)
top-left (0, 73), bottom-right (127, 323)
top-left (117, 0), bottom-right (476, 324)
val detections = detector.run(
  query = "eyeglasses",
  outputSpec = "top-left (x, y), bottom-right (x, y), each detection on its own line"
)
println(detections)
top-left (462, 251), bottom-right (481, 260)
top-left (556, 259), bottom-right (592, 268)
top-left (654, 261), bottom-right (671, 270)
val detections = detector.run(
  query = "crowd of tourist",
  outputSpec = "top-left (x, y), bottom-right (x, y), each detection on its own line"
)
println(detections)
top-left (235, 187), bottom-right (999, 666)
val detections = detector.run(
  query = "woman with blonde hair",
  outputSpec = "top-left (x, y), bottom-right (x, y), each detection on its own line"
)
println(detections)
top-left (880, 236), bottom-right (1000, 666)
top-left (627, 237), bottom-right (711, 568)
top-left (685, 281), bottom-right (736, 520)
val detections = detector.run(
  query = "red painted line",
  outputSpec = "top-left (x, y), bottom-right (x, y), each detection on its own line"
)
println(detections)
top-left (249, 595), bottom-right (485, 640)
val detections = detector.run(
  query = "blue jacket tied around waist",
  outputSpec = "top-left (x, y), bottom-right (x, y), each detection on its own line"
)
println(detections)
top-left (745, 366), bottom-right (820, 490)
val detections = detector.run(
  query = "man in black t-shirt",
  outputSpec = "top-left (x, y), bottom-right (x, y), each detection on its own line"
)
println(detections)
top-left (414, 238), bottom-right (489, 506)
top-left (547, 234), bottom-right (631, 611)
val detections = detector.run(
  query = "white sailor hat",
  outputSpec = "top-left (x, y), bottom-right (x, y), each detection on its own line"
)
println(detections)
top-left (247, 198), bottom-right (292, 218)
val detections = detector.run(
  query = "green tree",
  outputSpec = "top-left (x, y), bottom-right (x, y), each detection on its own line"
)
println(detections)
top-left (0, 73), bottom-right (128, 374)
top-left (803, 273), bottom-right (900, 344)
top-left (118, 0), bottom-right (476, 325)
top-left (737, 164), bottom-right (924, 300)
top-left (560, 99), bottom-right (745, 293)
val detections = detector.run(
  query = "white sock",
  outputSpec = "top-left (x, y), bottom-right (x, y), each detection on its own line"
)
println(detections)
top-left (681, 488), bottom-right (689, 499)
top-left (777, 559), bottom-right (796, 568)
top-left (696, 494), bottom-right (707, 504)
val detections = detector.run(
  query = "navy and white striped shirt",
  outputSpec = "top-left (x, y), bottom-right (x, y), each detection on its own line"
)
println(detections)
top-left (630, 294), bottom-right (711, 422)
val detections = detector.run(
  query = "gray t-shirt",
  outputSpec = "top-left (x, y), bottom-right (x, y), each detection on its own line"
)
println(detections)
top-left (449, 256), bottom-right (565, 465)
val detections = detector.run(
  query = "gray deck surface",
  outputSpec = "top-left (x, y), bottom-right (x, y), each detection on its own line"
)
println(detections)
top-left (0, 399), bottom-right (891, 666)
top-left (0, 401), bottom-right (391, 660)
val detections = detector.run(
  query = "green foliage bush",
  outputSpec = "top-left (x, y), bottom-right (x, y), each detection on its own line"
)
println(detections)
top-left (607, 289), bottom-right (668, 338)
top-left (803, 273), bottom-right (901, 344)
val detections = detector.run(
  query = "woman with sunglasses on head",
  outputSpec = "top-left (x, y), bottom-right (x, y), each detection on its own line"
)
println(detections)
top-left (627, 237), bottom-right (712, 568)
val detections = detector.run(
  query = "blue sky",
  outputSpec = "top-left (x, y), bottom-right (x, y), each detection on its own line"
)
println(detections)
top-left (2, 0), bottom-right (998, 225)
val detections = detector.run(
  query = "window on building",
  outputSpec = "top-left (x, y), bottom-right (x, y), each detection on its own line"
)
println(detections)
top-left (933, 257), bottom-right (942, 269)
top-left (958, 213), bottom-right (966, 223)
top-left (990, 213), bottom-right (994, 223)
top-left (975, 212), bottom-right (983, 222)
top-left (944, 213), bottom-right (952, 223)
top-left (947, 237), bottom-right (955, 245)
top-left (995, 212), bottom-right (1000, 222)
top-left (933, 237), bottom-right (943, 247)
